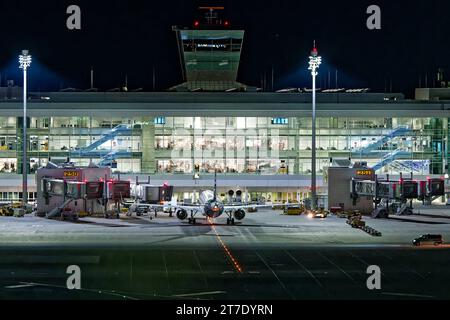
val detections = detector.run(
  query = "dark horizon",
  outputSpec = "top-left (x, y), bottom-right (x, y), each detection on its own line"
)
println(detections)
top-left (0, 0), bottom-right (449, 98)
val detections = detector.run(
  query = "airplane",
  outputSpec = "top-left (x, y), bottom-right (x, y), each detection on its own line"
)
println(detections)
top-left (129, 171), bottom-right (269, 225)
top-left (172, 171), bottom-right (270, 225)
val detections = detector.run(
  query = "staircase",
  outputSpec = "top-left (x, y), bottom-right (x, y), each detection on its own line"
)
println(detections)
top-left (352, 126), bottom-right (412, 171)
top-left (78, 124), bottom-right (132, 166)
top-left (98, 150), bottom-right (132, 167)
top-left (372, 149), bottom-right (411, 171)
top-left (355, 126), bottom-right (410, 156)
top-left (388, 160), bottom-right (429, 174)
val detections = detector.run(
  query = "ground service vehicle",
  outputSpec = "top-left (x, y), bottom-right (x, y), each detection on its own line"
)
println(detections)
top-left (413, 234), bottom-right (443, 246)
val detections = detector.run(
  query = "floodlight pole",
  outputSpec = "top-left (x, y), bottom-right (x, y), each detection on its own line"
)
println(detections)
top-left (19, 50), bottom-right (32, 207)
top-left (308, 42), bottom-right (321, 210)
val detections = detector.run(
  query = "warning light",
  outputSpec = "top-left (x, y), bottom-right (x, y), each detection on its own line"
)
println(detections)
top-left (194, 21), bottom-right (200, 27)
top-left (224, 20), bottom-right (229, 26)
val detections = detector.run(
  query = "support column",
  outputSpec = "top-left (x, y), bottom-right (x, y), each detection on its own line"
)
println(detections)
top-left (444, 118), bottom-right (449, 174)
top-left (294, 117), bottom-right (300, 174)
top-left (16, 116), bottom-right (28, 175)
top-left (141, 118), bottom-right (156, 174)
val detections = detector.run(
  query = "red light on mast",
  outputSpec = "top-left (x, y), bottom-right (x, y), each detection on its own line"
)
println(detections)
top-left (194, 21), bottom-right (200, 27)
top-left (311, 40), bottom-right (318, 56)
top-left (224, 20), bottom-right (229, 26)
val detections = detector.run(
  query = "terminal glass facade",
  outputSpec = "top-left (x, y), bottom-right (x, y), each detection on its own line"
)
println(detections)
top-left (0, 116), bottom-right (447, 175)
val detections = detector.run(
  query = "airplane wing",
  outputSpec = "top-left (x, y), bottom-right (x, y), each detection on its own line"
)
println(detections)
top-left (169, 203), bottom-right (204, 213)
top-left (223, 203), bottom-right (271, 211)
top-left (129, 203), bottom-right (166, 211)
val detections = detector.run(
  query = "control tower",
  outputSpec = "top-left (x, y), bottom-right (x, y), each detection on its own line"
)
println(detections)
top-left (171, 6), bottom-right (248, 92)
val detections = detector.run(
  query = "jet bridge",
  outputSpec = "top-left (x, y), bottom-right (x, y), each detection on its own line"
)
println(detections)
top-left (350, 173), bottom-right (421, 218)
top-left (37, 164), bottom-right (111, 216)
top-left (327, 163), bottom-right (375, 214)
top-left (36, 163), bottom-right (132, 217)
top-left (418, 178), bottom-right (445, 204)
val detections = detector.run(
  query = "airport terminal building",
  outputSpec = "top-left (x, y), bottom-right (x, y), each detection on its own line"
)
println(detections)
top-left (0, 89), bottom-right (449, 203)
top-left (1, 10), bottom-right (450, 203)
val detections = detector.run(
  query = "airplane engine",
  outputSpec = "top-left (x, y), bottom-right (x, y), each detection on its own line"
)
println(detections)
top-left (227, 189), bottom-right (234, 202)
top-left (234, 209), bottom-right (245, 220)
top-left (235, 190), bottom-right (242, 202)
top-left (176, 209), bottom-right (188, 220)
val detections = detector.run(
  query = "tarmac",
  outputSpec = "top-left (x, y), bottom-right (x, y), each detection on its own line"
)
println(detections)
top-left (0, 207), bottom-right (449, 299)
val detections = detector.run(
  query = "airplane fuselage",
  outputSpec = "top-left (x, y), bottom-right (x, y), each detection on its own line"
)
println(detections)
top-left (199, 190), bottom-right (225, 218)
top-left (203, 199), bottom-right (225, 218)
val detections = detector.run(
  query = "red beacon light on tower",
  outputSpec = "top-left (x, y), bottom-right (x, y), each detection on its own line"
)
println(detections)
top-left (311, 43), bottom-right (318, 57)
top-left (194, 20), bottom-right (200, 27)
top-left (224, 20), bottom-right (230, 27)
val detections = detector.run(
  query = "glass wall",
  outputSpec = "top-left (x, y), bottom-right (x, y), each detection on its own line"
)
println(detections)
top-left (0, 115), bottom-right (447, 175)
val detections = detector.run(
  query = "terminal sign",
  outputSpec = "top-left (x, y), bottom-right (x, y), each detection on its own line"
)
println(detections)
top-left (271, 118), bottom-right (288, 125)
top-left (63, 171), bottom-right (79, 178)
top-left (356, 170), bottom-right (373, 176)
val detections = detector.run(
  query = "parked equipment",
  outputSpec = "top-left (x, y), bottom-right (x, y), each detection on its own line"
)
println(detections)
top-left (347, 214), bottom-right (365, 228)
top-left (283, 204), bottom-right (305, 215)
top-left (346, 214), bottom-right (382, 236)
top-left (0, 204), bottom-right (13, 216)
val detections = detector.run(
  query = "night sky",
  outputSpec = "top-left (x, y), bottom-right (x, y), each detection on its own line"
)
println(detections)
top-left (0, 0), bottom-right (449, 98)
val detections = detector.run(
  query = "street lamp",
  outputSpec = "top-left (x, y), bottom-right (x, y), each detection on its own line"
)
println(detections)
top-left (308, 42), bottom-right (321, 210)
top-left (19, 50), bottom-right (32, 207)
